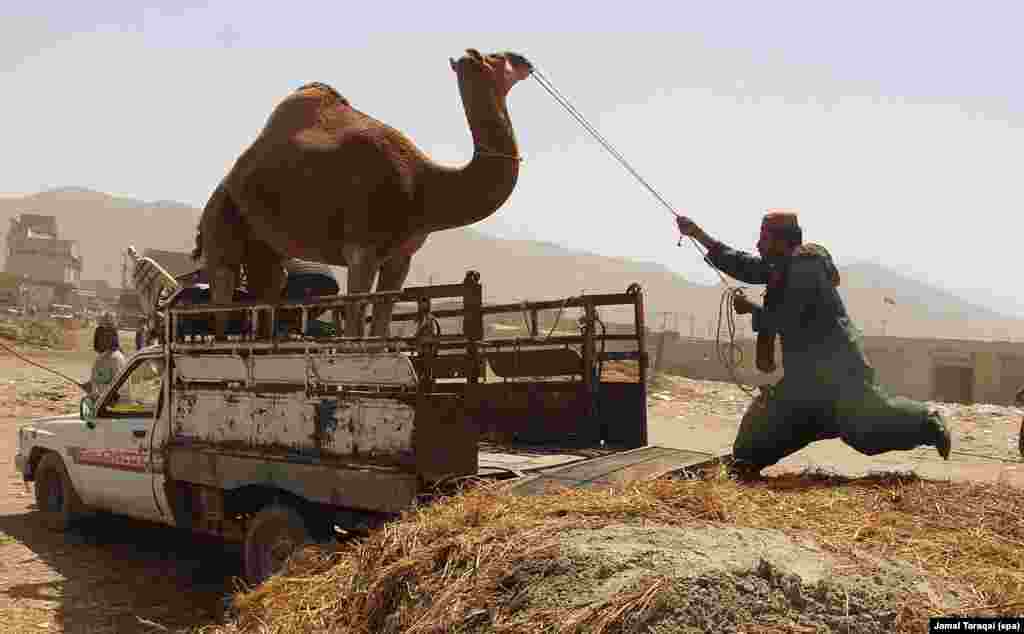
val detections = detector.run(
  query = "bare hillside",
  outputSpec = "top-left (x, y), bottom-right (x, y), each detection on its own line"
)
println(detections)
top-left (0, 187), bottom-right (200, 286)
top-left (3, 187), bottom-right (1022, 341)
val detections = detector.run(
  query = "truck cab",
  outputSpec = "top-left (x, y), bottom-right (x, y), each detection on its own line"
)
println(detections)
top-left (18, 347), bottom-right (168, 522)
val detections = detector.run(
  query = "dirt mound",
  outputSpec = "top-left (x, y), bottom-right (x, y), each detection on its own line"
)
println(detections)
top-left (493, 524), bottom-right (936, 633)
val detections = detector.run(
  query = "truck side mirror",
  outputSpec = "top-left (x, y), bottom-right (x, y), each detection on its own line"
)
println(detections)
top-left (80, 396), bottom-right (96, 428)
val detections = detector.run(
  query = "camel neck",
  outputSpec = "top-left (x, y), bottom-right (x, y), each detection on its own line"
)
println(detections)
top-left (415, 139), bottom-right (521, 233)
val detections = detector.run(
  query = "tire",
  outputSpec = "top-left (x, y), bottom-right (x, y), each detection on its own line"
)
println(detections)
top-left (243, 504), bottom-right (312, 586)
top-left (34, 452), bottom-right (88, 532)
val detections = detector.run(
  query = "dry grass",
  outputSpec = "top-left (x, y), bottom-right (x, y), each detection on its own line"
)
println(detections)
top-left (197, 467), bottom-right (1024, 634)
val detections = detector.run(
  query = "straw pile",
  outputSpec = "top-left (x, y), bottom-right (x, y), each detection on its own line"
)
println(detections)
top-left (199, 467), bottom-right (1024, 633)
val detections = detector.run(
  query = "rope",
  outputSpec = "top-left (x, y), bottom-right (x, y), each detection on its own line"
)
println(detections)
top-left (716, 288), bottom-right (758, 396)
top-left (529, 65), bottom-right (755, 392)
top-left (0, 338), bottom-right (84, 389)
top-left (475, 144), bottom-right (523, 162)
top-left (530, 68), bottom-right (677, 217)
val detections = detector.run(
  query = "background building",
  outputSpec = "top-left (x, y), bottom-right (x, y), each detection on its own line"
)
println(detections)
top-left (5, 214), bottom-right (82, 308)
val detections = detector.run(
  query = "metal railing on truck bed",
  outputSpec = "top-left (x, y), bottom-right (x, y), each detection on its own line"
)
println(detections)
top-left (162, 271), bottom-right (650, 483)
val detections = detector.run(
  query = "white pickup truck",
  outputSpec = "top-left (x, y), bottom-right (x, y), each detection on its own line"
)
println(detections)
top-left (15, 257), bottom-right (657, 585)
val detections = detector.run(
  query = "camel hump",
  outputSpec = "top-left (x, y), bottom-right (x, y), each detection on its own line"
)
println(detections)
top-left (294, 82), bottom-right (349, 106)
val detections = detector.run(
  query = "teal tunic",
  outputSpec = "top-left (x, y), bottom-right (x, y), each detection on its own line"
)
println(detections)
top-left (705, 242), bottom-right (937, 468)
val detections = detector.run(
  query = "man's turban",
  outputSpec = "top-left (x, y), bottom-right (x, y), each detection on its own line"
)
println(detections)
top-left (761, 209), bottom-right (800, 231)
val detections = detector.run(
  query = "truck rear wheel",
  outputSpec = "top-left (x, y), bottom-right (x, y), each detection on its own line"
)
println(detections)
top-left (34, 452), bottom-right (87, 532)
top-left (243, 504), bottom-right (311, 585)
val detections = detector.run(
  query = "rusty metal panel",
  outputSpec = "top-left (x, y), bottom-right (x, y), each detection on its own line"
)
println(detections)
top-left (486, 349), bottom-right (583, 378)
top-left (247, 392), bottom-right (313, 448)
top-left (311, 352), bottom-right (417, 387)
top-left (166, 447), bottom-right (420, 513)
top-left (414, 393), bottom-right (477, 482)
top-left (597, 382), bottom-right (647, 448)
top-left (175, 355), bottom-right (249, 383)
top-left (468, 383), bottom-right (595, 444)
top-left (322, 397), bottom-right (416, 458)
top-left (173, 389), bottom-right (416, 460)
top-left (423, 353), bottom-right (482, 380)
top-left (251, 355), bottom-right (308, 384)
top-left (173, 390), bottom-right (250, 443)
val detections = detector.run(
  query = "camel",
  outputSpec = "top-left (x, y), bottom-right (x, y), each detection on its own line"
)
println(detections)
top-left (193, 49), bottom-right (532, 339)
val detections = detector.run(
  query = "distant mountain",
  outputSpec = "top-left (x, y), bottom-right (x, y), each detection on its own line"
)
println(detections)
top-left (942, 286), bottom-right (1024, 321)
top-left (2, 188), bottom-right (1022, 341)
top-left (0, 187), bottom-right (201, 288)
top-left (839, 260), bottom-right (1005, 320)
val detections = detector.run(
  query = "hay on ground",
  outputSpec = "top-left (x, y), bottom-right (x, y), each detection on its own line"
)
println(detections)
top-left (196, 467), bottom-right (1024, 633)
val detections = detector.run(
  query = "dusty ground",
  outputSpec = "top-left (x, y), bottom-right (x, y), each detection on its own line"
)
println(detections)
top-left (646, 372), bottom-right (1024, 486)
top-left (0, 338), bottom-right (242, 634)
top-left (0, 340), bottom-right (1020, 632)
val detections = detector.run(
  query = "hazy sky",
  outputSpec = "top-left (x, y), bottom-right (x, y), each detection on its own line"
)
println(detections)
top-left (4, 2), bottom-right (1021, 306)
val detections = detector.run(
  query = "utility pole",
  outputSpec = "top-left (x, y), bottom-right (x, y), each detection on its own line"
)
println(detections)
top-left (653, 311), bottom-right (671, 372)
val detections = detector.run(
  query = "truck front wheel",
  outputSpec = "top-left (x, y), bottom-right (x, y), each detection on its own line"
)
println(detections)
top-left (34, 452), bottom-right (88, 532)
top-left (243, 504), bottom-right (311, 585)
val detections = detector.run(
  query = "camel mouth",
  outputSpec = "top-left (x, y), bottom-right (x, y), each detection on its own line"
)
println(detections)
top-left (451, 50), bottom-right (532, 97)
top-left (450, 51), bottom-right (532, 74)
top-left (502, 52), bottom-right (533, 73)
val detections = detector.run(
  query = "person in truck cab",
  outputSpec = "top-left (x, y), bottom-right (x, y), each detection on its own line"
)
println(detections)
top-left (675, 211), bottom-right (952, 478)
top-left (79, 313), bottom-right (127, 399)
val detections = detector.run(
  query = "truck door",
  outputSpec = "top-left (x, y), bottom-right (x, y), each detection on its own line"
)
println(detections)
top-left (88, 355), bottom-right (164, 521)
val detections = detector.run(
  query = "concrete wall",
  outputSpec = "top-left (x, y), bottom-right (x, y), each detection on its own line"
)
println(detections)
top-left (653, 331), bottom-right (1024, 406)
top-left (651, 333), bottom-right (778, 388)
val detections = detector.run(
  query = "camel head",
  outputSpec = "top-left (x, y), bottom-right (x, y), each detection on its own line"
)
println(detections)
top-left (449, 49), bottom-right (532, 141)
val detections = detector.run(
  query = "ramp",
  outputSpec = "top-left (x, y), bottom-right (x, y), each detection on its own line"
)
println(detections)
top-left (502, 445), bottom-right (716, 496)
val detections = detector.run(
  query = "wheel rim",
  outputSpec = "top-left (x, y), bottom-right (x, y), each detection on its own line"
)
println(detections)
top-left (253, 526), bottom-right (301, 582)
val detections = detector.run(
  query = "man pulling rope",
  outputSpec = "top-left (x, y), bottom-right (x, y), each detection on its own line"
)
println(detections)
top-left (676, 210), bottom-right (952, 478)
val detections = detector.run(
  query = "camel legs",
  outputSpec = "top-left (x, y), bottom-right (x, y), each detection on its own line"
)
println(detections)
top-left (341, 245), bottom-right (379, 337)
top-left (209, 265), bottom-right (240, 341)
top-left (370, 255), bottom-right (413, 338)
top-left (243, 240), bottom-right (287, 339)
top-left (198, 183), bottom-right (247, 341)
